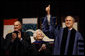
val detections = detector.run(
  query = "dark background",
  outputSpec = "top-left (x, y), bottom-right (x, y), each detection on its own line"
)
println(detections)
top-left (0, 0), bottom-right (84, 39)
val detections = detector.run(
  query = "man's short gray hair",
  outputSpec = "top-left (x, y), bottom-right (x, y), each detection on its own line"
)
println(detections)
top-left (65, 16), bottom-right (75, 22)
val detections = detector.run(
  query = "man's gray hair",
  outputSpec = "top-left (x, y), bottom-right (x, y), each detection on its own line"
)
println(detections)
top-left (65, 16), bottom-right (75, 22)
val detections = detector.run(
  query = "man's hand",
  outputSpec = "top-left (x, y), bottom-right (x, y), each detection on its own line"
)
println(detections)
top-left (12, 33), bottom-right (17, 42)
top-left (45, 5), bottom-right (50, 13)
top-left (18, 31), bottom-right (22, 40)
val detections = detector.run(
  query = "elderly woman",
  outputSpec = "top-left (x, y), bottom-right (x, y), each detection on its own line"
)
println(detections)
top-left (32, 29), bottom-right (52, 55)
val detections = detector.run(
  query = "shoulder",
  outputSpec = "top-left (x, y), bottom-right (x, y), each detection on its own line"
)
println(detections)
top-left (76, 31), bottom-right (83, 40)
top-left (43, 41), bottom-right (49, 43)
top-left (41, 17), bottom-right (47, 22)
top-left (52, 17), bottom-right (56, 19)
top-left (22, 31), bottom-right (28, 34)
top-left (22, 32), bottom-right (30, 36)
top-left (76, 31), bottom-right (82, 36)
top-left (21, 32), bottom-right (30, 39)
top-left (6, 32), bottom-right (12, 36)
top-left (41, 16), bottom-right (47, 20)
top-left (5, 32), bottom-right (12, 39)
top-left (57, 27), bottom-right (64, 32)
top-left (55, 27), bottom-right (63, 33)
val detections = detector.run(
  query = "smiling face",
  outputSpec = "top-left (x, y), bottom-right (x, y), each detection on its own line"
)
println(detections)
top-left (36, 31), bottom-right (44, 40)
top-left (14, 21), bottom-right (22, 31)
top-left (65, 16), bottom-right (75, 29)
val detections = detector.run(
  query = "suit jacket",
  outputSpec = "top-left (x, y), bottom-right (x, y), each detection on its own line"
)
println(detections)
top-left (4, 31), bottom-right (31, 56)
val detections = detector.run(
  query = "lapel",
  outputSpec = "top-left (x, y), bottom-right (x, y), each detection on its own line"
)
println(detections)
top-left (21, 32), bottom-right (25, 39)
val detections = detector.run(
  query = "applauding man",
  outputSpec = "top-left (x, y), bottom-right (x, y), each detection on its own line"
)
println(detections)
top-left (4, 21), bottom-right (31, 56)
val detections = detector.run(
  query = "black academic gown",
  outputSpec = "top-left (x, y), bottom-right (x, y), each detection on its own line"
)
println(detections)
top-left (53, 27), bottom-right (84, 55)
top-left (32, 41), bottom-right (52, 55)
top-left (4, 32), bottom-right (31, 56)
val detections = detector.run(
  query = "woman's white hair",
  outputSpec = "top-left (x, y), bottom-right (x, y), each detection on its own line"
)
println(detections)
top-left (33, 29), bottom-right (44, 40)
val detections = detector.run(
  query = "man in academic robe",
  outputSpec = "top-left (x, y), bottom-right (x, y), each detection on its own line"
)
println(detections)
top-left (4, 21), bottom-right (31, 56)
top-left (41, 5), bottom-right (57, 39)
top-left (53, 16), bottom-right (84, 55)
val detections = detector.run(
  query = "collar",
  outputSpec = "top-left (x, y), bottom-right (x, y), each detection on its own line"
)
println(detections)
top-left (69, 28), bottom-right (73, 30)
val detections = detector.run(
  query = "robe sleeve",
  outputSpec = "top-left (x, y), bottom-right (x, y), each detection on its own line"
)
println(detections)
top-left (42, 17), bottom-right (49, 33)
top-left (53, 28), bottom-right (61, 55)
top-left (77, 32), bottom-right (84, 55)
top-left (42, 17), bottom-right (56, 39)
